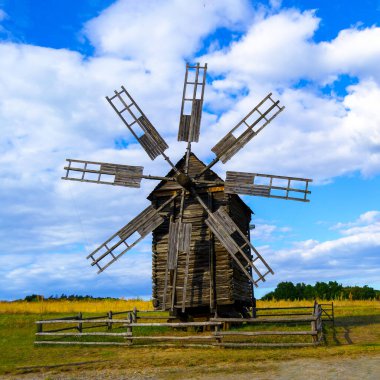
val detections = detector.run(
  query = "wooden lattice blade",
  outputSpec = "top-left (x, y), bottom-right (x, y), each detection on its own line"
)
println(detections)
top-left (211, 93), bottom-right (284, 163)
top-left (204, 207), bottom-right (273, 286)
top-left (225, 171), bottom-right (312, 202)
top-left (178, 63), bottom-right (207, 143)
top-left (163, 220), bottom-right (192, 310)
top-left (167, 221), bottom-right (192, 270)
top-left (106, 86), bottom-right (169, 160)
top-left (62, 159), bottom-right (144, 188)
top-left (87, 205), bottom-right (165, 273)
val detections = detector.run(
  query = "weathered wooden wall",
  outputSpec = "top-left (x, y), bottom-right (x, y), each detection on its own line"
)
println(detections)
top-left (149, 154), bottom-right (252, 314)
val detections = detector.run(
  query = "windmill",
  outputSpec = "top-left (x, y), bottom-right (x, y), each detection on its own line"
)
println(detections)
top-left (62, 63), bottom-right (312, 318)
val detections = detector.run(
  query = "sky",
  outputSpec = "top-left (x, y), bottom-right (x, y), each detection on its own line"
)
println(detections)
top-left (0, 0), bottom-right (379, 301)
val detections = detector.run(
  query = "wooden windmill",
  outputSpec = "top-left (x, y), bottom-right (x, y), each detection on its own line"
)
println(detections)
top-left (62, 63), bottom-right (312, 318)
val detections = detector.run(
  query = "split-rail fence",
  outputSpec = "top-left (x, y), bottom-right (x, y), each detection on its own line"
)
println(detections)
top-left (35, 302), bottom-right (331, 347)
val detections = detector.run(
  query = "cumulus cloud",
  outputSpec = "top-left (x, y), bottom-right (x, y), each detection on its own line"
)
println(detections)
top-left (260, 210), bottom-right (380, 290)
top-left (84, 0), bottom-right (252, 61)
top-left (198, 8), bottom-right (380, 180)
top-left (1, 0), bottom-right (380, 298)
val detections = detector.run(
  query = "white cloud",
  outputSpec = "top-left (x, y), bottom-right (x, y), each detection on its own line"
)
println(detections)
top-left (1, 0), bottom-right (380, 299)
top-left (84, 0), bottom-right (252, 61)
top-left (261, 210), bottom-right (380, 289)
top-left (198, 8), bottom-right (380, 180)
top-left (250, 220), bottom-right (292, 242)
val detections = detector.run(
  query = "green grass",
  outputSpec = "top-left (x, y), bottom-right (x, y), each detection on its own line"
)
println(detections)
top-left (0, 302), bottom-right (379, 378)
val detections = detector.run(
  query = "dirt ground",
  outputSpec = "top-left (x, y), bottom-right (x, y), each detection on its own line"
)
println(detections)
top-left (2, 354), bottom-right (379, 380)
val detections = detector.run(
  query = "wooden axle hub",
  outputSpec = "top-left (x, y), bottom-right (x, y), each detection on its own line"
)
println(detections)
top-left (176, 173), bottom-right (193, 190)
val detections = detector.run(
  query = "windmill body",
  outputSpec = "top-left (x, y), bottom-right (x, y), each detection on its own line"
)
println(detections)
top-left (62, 63), bottom-right (312, 319)
top-left (149, 153), bottom-right (253, 317)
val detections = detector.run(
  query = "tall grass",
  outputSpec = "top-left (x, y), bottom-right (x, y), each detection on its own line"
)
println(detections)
top-left (256, 299), bottom-right (379, 308)
top-left (0, 299), bottom-right (153, 314)
top-left (0, 299), bottom-right (377, 314)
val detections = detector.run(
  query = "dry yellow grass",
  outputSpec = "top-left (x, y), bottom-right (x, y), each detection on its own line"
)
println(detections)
top-left (0, 299), bottom-right (153, 314)
top-left (0, 298), bottom-right (377, 314)
top-left (256, 299), bottom-right (379, 308)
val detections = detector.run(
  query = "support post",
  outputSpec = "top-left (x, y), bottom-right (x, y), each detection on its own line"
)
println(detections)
top-left (208, 192), bottom-right (216, 313)
top-left (252, 297), bottom-right (257, 319)
top-left (311, 302), bottom-right (318, 343)
top-left (108, 310), bottom-right (113, 330)
top-left (133, 307), bottom-right (137, 323)
top-left (77, 312), bottom-right (82, 333)
top-left (215, 324), bottom-right (222, 344)
top-left (127, 312), bottom-right (133, 345)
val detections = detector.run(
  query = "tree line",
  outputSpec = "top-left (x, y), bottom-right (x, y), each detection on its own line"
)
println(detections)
top-left (22, 294), bottom-right (122, 302)
top-left (261, 281), bottom-right (380, 300)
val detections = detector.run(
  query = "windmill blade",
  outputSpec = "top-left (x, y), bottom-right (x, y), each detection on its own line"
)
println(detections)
top-left (62, 159), bottom-right (144, 188)
top-left (167, 221), bottom-right (192, 270)
top-left (87, 193), bottom-right (178, 273)
top-left (62, 159), bottom-right (175, 188)
top-left (225, 171), bottom-right (312, 202)
top-left (178, 63), bottom-right (207, 143)
top-left (106, 86), bottom-right (169, 160)
top-left (193, 191), bottom-right (273, 286)
top-left (205, 208), bottom-right (273, 287)
top-left (162, 205), bottom-right (193, 311)
top-left (213, 93), bottom-right (284, 163)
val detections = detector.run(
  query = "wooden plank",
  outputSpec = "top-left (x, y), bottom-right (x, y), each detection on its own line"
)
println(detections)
top-left (36, 332), bottom-right (132, 336)
top-left (35, 341), bottom-right (132, 346)
top-left (215, 331), bottom-right (318, 336)
top-left (128, 335), bottom-right (215, 340)
top-left (256, 306), bottom-right (315, 310)
top-left (167, 221), bottom-right (180, 270)
top-left (210, 316), bottom-right (317, 323)
top-left (36, 320), bottom-right (222, 327)
top-left (214, 342), bottom-right (321, 347)
top-left (35, 341), bottom-right (321, 348)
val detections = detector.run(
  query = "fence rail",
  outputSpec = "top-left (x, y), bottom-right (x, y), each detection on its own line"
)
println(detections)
top-left (34, 302), bottom-right (326, 347)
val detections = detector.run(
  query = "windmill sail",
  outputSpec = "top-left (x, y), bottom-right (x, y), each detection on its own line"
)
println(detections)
top-left (167, 221), bottom-right (192, 270)
top-left (178, 63), bottom-right (207, 143)
top-left (87, 205), bottom-right (165, 273)
top-left (106, 86), bottom-right (169, 160)
top-left (211, 93), bottom-right (284, 163)
top-left (162, 221), bottom-right (192, 310)
top-left (204, 207), bottom-right (273, 286)
top-left (62, 159), bottom-right (144, 188)
top-left (225, 171), bottom-right (312, 202)
top-left (87, 193), bottom-right (177, 273)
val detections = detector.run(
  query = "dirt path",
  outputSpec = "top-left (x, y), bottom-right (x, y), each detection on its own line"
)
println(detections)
top-left (2, 354), bottom-right (379, 380)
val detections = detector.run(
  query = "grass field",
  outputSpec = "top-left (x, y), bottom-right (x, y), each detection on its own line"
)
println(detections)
top-left (0, 300), bottom-right (379, 379)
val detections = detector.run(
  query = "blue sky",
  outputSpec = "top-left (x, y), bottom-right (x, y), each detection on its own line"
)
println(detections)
top-left (0, 0), bottom-right (379, 300)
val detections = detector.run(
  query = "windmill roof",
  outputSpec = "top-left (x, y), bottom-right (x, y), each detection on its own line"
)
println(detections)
top-left (147, 152), bottom-right (252, 214)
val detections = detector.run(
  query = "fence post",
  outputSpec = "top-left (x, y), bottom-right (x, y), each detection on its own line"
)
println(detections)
top-left (331, 302), bottom-right (335, 328)
top-left (108, 310), bottom-right (113, 331)
top-left (317, 304), bottom-right (323, 335)
top-left (132, 307), bottom-right (137, 323)
top-left (311, 302), bottom-right (318, 343)
top-left (127, 311), bottom-right (133, 345)
top-left (77, 312), bottom-right (82, 333)
top-left (214, 323), bottom-right (222, 344)
top-left (252, 297), bottom-right (257, 318)
top-left (37, 322), bottom-right (43, 334)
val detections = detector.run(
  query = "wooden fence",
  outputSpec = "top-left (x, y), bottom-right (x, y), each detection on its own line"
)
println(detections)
top-left (34, 302), bottom-right (327, 347)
